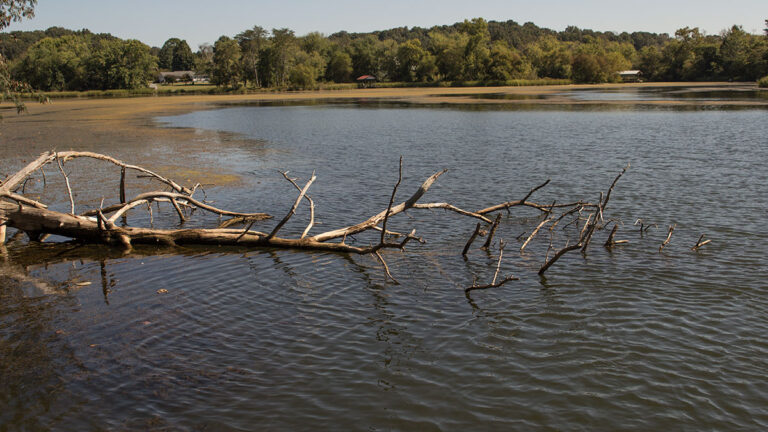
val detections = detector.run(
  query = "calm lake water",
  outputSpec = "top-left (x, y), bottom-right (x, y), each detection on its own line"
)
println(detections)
top-left (2, 90), bottom-right (768, 430)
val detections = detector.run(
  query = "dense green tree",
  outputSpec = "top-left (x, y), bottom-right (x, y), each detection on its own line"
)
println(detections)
top-left (527, 35), bottom-right (572, 79)
top-left (659, 27), bottom-right (702, 80)
top-left (4, 13), bottom-right (768, 90)
top-left (13, 35), bottom-right (90, 90)
top-left (395, 39), bottom-right (427, 81)
top-left (326, 48), bottom-right (353, 82)
top-left (487, 40), bottom-right (532, 80)
top-left (373, 39), bottom-right (399, 81)
top-left (288, 63), bottom-right (315, 88)
top-left (349, 35), bottom-right (378, 77)
top-left (719, 25), bottom-right (768, 80)
top-left (1, 0), bottom-right (37, 113)
top-left (211, 36), bottom-right (242, 87)
top-left (171, 40), bottom-right (195, 71)
top-left (638, 45), bottom-right (664, 80)
top-left (157, 37), bottom-right (180, 70)
top-left (263, 28), bottom-right (296, 87)
top-left (457, 18), bottom-right (493, 80)
top-left (291, 49), bottom-right (326, 87)
top-left (428, 30), bottom-right (467, 80)
top-left (0, 27), bottom-right (81, 61)
top-left (571, 52), bottom-right (602, 83)
top-left (85, 39), bottom-right (155, 89)
top-left (300, 32), bottom-right (330, 56)
top-left (236, 26), bottom-right (268, 87)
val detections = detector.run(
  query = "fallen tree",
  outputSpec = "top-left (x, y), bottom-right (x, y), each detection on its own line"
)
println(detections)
top-left (1, 151), bottom-right (704, 287)
top-left (1, 152), bottom-right (511, 283)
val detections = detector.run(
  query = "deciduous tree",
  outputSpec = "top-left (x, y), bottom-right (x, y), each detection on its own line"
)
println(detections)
top-left (157, 37), bottom-right (180, 70)
top-left (1, 0), bottom-right (37, 114)
top-left (326, 48), bottom-right (352, 82)
top-left (13, 35), bottom-right (90, 90)
top-left (236, 26), bottom-right (267, 87)
top-left (171, 40), bottom-right (194, 71)
top-left (212, 36), bottom-right (242, 87)
top-left (85, 39), bottom-right (156, 89)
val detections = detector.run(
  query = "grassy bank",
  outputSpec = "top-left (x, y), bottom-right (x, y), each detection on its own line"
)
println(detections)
top-left (15, 78), bottom-right (573, 100)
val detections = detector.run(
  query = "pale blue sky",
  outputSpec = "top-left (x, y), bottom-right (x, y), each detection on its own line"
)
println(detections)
top-left (4, 0), bottom-right (766, 49)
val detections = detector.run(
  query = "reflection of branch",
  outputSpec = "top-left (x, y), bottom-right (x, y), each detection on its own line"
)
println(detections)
top-left (0, 261), bottom-right (61, 295)
top-left (374, 251), bottom-right (399, 284)
top-left (465, 240), bottom-right (518, 294)
top-left (462, 223), bottom-right (484, 257)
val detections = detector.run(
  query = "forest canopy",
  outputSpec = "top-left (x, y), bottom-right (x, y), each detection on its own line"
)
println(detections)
top-left (1, 17), bottom-right (767, 92)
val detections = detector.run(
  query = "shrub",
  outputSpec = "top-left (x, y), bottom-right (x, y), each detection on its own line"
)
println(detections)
top-left (758, 76), bottom-right (768, 88)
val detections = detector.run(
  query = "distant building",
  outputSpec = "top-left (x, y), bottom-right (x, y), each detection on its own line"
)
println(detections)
top-left (356, 75), bottom-right (377, 88)
top-left (156, 71), bottom-right (209, 84)
top-left (618, 70), bottom-right (643, 83)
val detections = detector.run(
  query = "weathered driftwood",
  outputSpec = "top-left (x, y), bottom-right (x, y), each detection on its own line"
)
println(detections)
top-left (538, 163), bottom-right (630, 275)
top-left (692, 234), bottom-right (711, 251)
top-left (603, 224), bottom-right (629, 248)
top-left (659, 224), bottom-right (676, 252)
top-left (3, 152), bottom-right (704, 286)
top-left (0, 152), bottom-right (528, 259)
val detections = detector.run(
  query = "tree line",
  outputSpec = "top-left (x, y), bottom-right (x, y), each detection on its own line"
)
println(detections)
top-left (2, 18), bottom-right (768, 92)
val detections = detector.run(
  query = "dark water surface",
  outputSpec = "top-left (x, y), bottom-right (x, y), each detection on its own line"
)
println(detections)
top-left (2, 94), bottom-right (768, 430)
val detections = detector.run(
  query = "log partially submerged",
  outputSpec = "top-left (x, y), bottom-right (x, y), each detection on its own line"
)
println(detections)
top-left (0, 151), bottom-right (523, 273)
top-left (0, 151), bottom-right (705, 286)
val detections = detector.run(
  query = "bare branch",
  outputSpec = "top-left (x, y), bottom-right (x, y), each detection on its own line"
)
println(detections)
top-left (465, 239), bottom-right (518, 293)
top-left (268, 173), bottom-right (316, 239)
top-left (692, 234), bottom-right (711, 251)
top-left (603, 225), bottom-right (629, 248)
top-left (55, 155), bottom-right (75, 215)
top-left (412, 203), bottom-right (491, 223)
top-left (481, 214), bottom-right (502, 251)
top-left (538, 242), bottom-right (582, 276)
top-left (311, 169), bottom-right (447, 242)
top-left (659, 224), bottom-right (676, 253)
top-left (520, 217), bottom-right (552, 253)
top-left (492, 240), bottom-right (506, 285)
top-left (374, 251), bottom-right (400, 285)
top-left (170, 197), bottom-right (187, 223)
top-left (280, 170), bottom-right (316, 239)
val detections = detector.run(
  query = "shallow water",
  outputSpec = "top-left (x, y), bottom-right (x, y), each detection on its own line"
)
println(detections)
top-left (2, 93), bottom-right (768, 430)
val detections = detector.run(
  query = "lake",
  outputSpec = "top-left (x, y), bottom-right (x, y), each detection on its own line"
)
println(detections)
top-left (2, 88), bottom-right (768, 430)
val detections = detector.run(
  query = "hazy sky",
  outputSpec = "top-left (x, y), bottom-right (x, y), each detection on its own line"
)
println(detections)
top-left (4, 0), bottom-right (766, 49)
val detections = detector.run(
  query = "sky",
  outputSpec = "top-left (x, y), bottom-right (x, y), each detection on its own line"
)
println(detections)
top-left (4, 0), bottom-right (766, 49)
